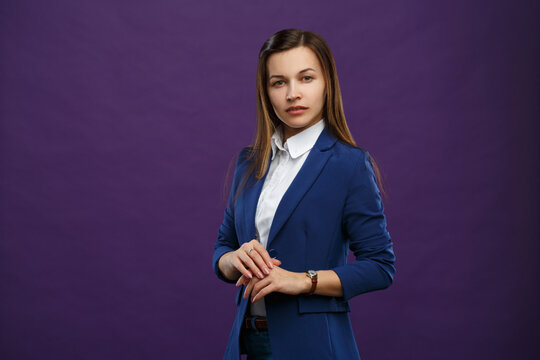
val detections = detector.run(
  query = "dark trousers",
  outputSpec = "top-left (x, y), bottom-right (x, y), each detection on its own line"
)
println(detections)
top-left (240, 326), bottom-right (274, 360)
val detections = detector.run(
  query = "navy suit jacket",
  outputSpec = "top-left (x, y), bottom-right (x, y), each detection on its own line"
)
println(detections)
top-left (213, 126), bottom-right (396, 359)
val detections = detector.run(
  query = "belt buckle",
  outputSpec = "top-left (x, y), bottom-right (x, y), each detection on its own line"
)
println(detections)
top-left (251, 316), bottom-right (258, 330)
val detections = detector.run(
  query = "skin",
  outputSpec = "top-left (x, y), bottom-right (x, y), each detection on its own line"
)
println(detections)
top-left (267, 46), bottom-right (326, 142)
top-left (217, 46), bottom-right (344, 303)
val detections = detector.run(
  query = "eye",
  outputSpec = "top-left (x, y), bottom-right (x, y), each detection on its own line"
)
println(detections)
top-left (271, 80), bottom-right (285, 86)
top-left (302, 75), bottom-right (313, 81)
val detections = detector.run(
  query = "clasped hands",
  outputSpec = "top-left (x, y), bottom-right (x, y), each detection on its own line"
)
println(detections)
top-left (224, 239), bottom-right (310, 303)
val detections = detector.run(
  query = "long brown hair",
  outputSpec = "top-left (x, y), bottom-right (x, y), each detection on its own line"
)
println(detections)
top-left (227, 28), bottom-right (386, 204)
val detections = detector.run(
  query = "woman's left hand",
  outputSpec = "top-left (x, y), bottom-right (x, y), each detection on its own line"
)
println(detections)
top-left (235, 257), bottom-right (281, 287)
top-left (241, 266), bottom-right (310, 302)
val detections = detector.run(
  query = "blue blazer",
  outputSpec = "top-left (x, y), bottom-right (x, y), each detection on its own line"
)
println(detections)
top-left (213, 126), bottom-right (396, 360)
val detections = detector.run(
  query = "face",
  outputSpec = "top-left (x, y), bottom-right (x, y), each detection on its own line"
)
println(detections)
top-left (266, 46), bottom-right (326, 141)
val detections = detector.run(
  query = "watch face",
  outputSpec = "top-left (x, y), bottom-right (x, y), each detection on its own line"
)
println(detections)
top-left (307, 270), bottom-right (317, 278)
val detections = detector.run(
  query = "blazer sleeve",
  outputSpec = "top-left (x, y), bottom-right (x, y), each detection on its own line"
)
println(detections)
top-left (332, 150), bottom-right (396, 301)
top-left (212, 147), bottom-right (246, 283)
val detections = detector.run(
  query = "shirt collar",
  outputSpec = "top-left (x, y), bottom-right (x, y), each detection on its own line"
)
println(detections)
top-left (271, 118), bottom-right (326, 160)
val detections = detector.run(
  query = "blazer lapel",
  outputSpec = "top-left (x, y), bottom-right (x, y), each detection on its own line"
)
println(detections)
top-left (267, 127), bottom-right (337, 248)
top-left (240, 126), bottom-right (338, 247)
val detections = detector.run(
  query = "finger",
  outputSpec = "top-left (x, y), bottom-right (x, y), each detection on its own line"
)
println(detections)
top-left (271, 258), bottom-right (281, 266)
top-left (239, 251), bottom-right (265, 279)
top-left (243, 277), bottom-right (259, 299)
top-left (252, 276), bottom-right (272, 299)
top-left (240, 243), bottom-right (265, 277)
top-left (247, 248), bottom-right (271, 275)
top-left (236, 275), bottom-right (250, 286)
top-left (236, 274), bottom-right (250, 287)
top-left (232, 257), bottom-right (253, 279)
top-left (250, 240), bottom-right (275, 269)
top-left (243, 281), bottom-right (252, 299)
top-left (252, 282), bottom-right (274, 303)
top-left (236, 274), bottom-right (247, 287)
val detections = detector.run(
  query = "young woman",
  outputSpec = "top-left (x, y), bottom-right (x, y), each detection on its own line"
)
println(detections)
top-left (212, 29), bottom-right (396, 360)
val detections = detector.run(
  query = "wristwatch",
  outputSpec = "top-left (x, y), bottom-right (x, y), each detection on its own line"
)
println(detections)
top-left (305, 270), bottom-right (318, 296)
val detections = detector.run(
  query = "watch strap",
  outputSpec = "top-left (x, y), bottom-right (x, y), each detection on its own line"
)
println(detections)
top-left (306, 270), bottom-right (318, 296)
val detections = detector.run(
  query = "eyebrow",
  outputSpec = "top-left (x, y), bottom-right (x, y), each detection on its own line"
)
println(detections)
top-left (268, 68), bottom-right (316, 80)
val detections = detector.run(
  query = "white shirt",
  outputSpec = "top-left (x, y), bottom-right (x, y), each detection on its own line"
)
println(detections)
top-left (250, 118), bottom-right (326, 316)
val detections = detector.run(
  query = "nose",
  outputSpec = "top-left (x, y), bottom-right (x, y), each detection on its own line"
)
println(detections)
top-left (286, 81), bottom-right (301, 101)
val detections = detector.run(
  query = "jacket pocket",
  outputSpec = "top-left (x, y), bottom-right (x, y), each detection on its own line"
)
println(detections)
top-left (297, 295), bottom-right (350, 314)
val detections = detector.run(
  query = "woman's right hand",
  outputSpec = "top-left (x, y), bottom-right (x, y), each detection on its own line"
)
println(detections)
top-left (218, 239), bottom-right (276, 281)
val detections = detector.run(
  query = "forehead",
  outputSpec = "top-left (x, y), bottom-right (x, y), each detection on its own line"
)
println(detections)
top-left (266, 46), bottom-right (321, 75)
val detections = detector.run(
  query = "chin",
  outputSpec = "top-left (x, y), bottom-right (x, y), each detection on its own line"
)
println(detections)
top-left (282, 116), bottom-right (312, 127)
top-left (284, 122), bottom-right (308, 129)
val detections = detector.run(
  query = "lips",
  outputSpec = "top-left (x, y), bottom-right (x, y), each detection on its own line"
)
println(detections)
top-left (286, 106), bottom-right (308, 112)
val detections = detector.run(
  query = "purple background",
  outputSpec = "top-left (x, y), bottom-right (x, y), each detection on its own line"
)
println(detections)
top-left (1, 0), bottom-right (538, 359)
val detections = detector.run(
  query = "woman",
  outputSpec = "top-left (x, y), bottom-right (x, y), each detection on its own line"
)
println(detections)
top-left (212, 29), bottom-right (395, 360)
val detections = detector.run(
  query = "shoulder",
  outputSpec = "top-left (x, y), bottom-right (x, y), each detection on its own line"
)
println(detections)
top-left (229, 145), bottom-right (258, 183)
top-left (329, 139), bottom-right (373, 174)
top-left (234, 146), bottom-right (256, 171)
top-left (238, 145), bottom-right (254, 162)
top-left (316, 127), bottom-right (370, 167)
top-left (332, 140), bottom-right (370, 160)
top-left (329, 140), bottom-right (382, 198)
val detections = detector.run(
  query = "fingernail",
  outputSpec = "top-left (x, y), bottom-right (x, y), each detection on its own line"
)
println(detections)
top-left (258, 272), bottom-right (263, 279)
top-left (247, 272), bottom-right (252, 279)
top-left (251, 296), bottom-right (256, 302)
top-left (268, 261), bottom-right (274, 269)
top-left (263, 267), bottom-right (270, 275)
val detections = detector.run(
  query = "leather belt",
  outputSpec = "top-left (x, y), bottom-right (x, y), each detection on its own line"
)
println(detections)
top-left (243, 316), bottom-right (268, 330)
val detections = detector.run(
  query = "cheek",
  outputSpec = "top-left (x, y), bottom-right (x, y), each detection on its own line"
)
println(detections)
top-left (307, 86), bottom-right (326, 105)
top-left (268, 91), bottom-right (284, 111)
top-left (317, 84), bottom-right (326, 101)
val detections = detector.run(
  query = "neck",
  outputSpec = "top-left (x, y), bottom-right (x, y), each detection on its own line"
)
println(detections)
top-left (282, 118), bottom-right (321, 143)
